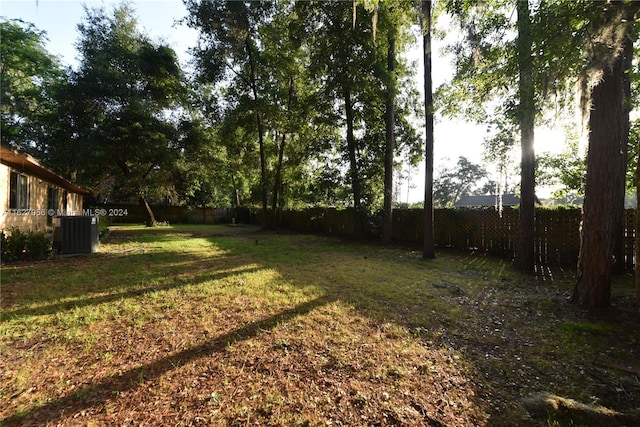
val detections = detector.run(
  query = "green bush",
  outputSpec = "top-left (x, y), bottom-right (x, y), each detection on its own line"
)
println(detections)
top-left (1, 228), bottom-right (52, 263)
top-left (98, 215), bottom-right (109, 234)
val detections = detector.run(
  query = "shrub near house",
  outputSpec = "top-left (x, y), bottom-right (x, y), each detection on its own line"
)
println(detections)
top-left (1, 227), bottom-right (52, 263)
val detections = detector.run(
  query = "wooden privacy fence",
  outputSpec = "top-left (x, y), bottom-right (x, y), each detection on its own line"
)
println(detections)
top-left (95, 204), bottom-right (235, 225)
top-left (93, 204), bottom-right (636, 270)
top-left (279, 208), bottom-right (362, 236)
top-left (434, 208), bottom-right (583, 265)
top-left (623, 209), bottom-right (636, 271)
top-left (279, 207), bottom-right (636, 270)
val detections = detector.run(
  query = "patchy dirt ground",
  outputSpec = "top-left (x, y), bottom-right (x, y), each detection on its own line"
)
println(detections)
top-left (429, 256), bottom-right (640, 425)
top-left (1, 225), bottom-right (639, 426)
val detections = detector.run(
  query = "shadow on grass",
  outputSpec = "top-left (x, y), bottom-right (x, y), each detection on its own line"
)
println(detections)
top-left (2, 259), bottom-right (262, 320)
top-left (2, 225), bottom-right (482, 425)
top-left (1, 224), bottom-right (262, 318)
top-left (9, 225), bottom-right (631, 425)
top-left (3, 295), bottom-right (333, 426)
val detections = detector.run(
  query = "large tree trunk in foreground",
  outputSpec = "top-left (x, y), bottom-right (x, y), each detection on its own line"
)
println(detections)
top-left (422, 0), bottom-right (435, 259)
top-left (514, 0), bottom-right (536, 272)
top-left (613, 36), bottom-right (633, 276)
top-left (573, 37), bottom-right (631, 309)
top-left (138, 195), bottom-right (157, 227)
top-left (636, 154), bottom-right (640, 305)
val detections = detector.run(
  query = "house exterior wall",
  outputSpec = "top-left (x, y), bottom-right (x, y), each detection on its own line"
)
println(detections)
top-left (0, 163), bottom-right (84, 233)
top-left (0, 164), bottom-right (7, 228)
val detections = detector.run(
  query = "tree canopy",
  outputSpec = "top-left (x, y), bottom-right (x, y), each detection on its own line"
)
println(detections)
top-left (0, 19), bottom-right (63, 151)
top-left (5, 0), bottom-right (640, 306)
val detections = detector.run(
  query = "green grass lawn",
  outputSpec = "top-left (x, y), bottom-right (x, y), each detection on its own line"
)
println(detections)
top-left (1, 224), bottom-right (638, 426)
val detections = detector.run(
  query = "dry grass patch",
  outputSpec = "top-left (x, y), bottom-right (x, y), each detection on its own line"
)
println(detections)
top-left (1, 224), bottom-right (638, 426)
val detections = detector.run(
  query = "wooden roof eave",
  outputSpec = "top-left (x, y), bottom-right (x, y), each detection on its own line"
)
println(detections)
top-left (0, 145), bottom-right (90, 196)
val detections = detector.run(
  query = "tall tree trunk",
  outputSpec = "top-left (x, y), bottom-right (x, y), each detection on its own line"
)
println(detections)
top-left (422, 0), bottom-right (435, 259)
top-left (230, 168), bottom-right (241, 208)
top-left (246, 37), bottom-right (269, 228)
top-left (271, 77), bottom-right (294, 228)
top-left (272, 131), bottom-right (286, 225)
top-left (573, 37), bottom-right (631, 308)
top-left (138, 194), bottom-right (157, 227)
top-left (613, 38), bottom-right (633, 275)
top-left (637, 144), bottom-right (640, 305)
top-left (382, 27), bottom-right (396, 244)
top-left (344, 85), bottom-right (363, 236)
top-left (514, 0), bottom-right (536, 272)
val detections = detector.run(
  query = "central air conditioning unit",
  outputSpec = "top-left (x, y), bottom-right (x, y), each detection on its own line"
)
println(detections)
top-left (52, 215), bottom-right (99, 254)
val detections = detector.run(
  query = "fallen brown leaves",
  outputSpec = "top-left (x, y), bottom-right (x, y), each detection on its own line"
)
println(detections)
top-left (1, 226), bottom-right (638, 426)
top-left (2, 303), bottom-right (485, 426)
